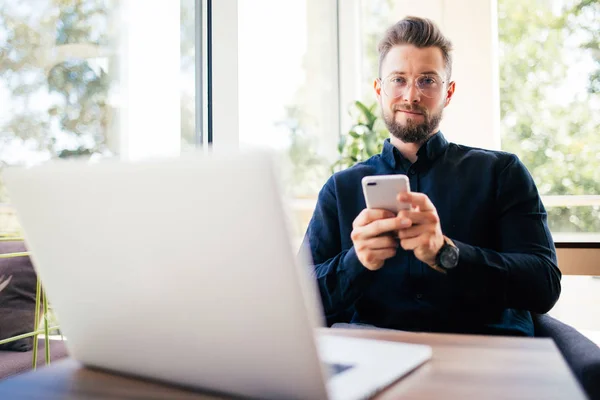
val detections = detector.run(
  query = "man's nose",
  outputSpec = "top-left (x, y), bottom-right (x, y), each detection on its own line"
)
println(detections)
top-left (403, 82), bottom-right (421, 103)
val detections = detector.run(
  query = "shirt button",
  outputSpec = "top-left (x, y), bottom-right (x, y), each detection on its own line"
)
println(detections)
top-left (409, 169), bottom-right (416, 176)
top-left (416, 293), bottom-right (423, 299)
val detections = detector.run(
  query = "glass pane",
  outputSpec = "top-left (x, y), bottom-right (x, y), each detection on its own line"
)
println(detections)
top-left (359, 0), bottom-right (396, 101)
top-left (0, 0), bottom-right (113, 235)
top-left (180, 0), bottom-right (197, 149)
top-left (0, 0), bottom-right (197, 235)
top-left (498, 0), bottom-right (600, 236)
top-left (547, 206), bottom-right (600, 242)
top-left (238, 0), bottom-right (336, 244)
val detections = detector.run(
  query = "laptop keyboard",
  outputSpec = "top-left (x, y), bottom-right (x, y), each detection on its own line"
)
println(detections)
top-left (326, 362), bottom-right (354, 377)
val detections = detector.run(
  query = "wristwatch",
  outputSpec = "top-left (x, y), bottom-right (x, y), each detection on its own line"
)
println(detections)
top-left (434, 238), bottom-right (459, 271)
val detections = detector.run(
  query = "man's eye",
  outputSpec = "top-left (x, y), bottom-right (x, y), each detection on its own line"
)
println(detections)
top-left (391, 77), bottom-right (406, 85)
top-left (419, 77), bottom-right (437, 86)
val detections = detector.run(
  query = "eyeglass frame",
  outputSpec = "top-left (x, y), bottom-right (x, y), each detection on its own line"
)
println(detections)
top-left (377, 73), bottom-right (448, 99)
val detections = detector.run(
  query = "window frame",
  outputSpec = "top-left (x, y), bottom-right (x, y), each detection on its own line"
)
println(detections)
top-left (203, 0), bottom-right (600, 245)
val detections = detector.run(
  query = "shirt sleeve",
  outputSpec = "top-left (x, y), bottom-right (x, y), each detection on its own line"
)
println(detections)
top-left (301, 177), bottom-right (375, 325)
top-left (448, 154), bottom-right (561, 314)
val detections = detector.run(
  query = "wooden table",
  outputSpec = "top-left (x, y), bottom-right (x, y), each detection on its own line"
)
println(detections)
top-left (0, 328), bottom-right (587, 399)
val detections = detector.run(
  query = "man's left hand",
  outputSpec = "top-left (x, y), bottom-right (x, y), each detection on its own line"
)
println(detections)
top-left (396, 192), bottom-right (445, 268)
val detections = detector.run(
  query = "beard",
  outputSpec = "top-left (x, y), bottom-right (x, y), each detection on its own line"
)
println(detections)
top-left (382, 102), bottom-right (444, 144)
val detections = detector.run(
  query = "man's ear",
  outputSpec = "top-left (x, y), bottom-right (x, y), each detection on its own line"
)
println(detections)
top-left (374, 78), bottom-right (382, 101)
top-left (444, 81), bottom-right (455, 107)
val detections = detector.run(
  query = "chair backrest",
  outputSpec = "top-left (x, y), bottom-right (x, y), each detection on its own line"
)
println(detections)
top-left (0, 239), bottom-right (38, 351)
top-left (532, 313), bottom-right (600, 400)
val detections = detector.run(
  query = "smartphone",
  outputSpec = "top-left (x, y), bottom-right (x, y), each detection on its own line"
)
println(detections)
top-left (361, 174), bottom-right (411, 213)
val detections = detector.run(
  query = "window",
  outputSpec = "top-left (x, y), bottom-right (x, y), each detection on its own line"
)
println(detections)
top-left (2, 0), bottom-right (597, 244)
top-left (0, 0), bottom-right (197, 235)
top-left (181, 0), bottom-right (200, 149)
top-left (236, 0), bottom-right (504, 244)
top-left (237, 0), bottom-right (338, 242)
top-left (498, 0), bottom-right (600, 241)
top-left (0, 0), bottom-right (113, 234)
top-left (348, 0), bottom-right (600, 242)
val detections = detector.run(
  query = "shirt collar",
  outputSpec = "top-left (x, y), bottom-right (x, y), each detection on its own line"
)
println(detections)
top-left (381, 131), bottom-right (449, 171)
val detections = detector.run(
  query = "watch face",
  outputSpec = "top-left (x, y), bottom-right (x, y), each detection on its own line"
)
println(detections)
top-left (441, 246), bottom-right (459, 269)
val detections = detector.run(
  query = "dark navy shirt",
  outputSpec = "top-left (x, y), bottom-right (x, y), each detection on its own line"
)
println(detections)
top-left (303, 132), bottom-right (561, 336)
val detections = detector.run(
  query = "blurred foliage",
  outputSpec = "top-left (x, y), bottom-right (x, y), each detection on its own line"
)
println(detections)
top-left (332, 101), bottom-right (387, 172)
top-left (0, 0), bottom-right (198, 204)
top-left (281, 106), bottom-right (328, 198)
top-left (0, 0), bottom-right (110, 150)
top-left (498, 0), bottom-right (600, 232)
top-left (0, 0), bottom-right (111, 203)
top-left (548, 206), bottom-right (600, 233)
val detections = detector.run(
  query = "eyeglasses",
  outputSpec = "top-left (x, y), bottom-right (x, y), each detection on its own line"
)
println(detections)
top-left (379, 74), bottom-right (446, 99)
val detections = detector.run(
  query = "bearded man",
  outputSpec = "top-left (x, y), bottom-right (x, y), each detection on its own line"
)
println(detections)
top-left (302, 16), bottom-right (561, 336)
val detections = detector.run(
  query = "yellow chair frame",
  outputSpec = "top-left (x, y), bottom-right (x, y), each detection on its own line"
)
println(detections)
top-left (0, 237), bottom-right (60, 369)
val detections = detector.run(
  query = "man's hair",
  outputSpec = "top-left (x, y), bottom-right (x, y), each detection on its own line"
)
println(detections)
top-left (378, 16), bottom-right (453, 79)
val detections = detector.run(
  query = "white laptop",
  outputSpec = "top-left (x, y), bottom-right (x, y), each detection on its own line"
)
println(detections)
top-left (4, 151), bottom-right (431, 400)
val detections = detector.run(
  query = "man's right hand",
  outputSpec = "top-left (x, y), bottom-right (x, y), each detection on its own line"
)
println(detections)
top-left (350, 209), bottom-right (407, 270)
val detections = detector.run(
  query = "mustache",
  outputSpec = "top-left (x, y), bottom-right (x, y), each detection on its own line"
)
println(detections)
top-left (394, 104), bottom-right (427, 115)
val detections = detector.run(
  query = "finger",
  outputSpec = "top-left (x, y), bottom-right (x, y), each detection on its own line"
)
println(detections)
top-left (353, 208), bottom-right (396, 228)
top-left (397, 209), bottom-right (410, 219)
top-left (399, 236), bottom-right (420, 251)
top-left (401, 210), bottom-right (439, 226)
top-left (397, 192), bottom-right (435, 212)
top-left (365, 248), bottom-right (398, 263)
top-left (400, 234), bottom-right (435, 251)
top-left (396, 209), bottom-right (416, 228)
top-left (360, 235), bottom-right (399, 250)
top-left (397, 224), bottom-right (430, 240)
top-left (360, 217), bottom-right (405, 239)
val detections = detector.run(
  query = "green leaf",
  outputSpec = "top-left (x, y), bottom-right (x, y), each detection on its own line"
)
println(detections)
top-left (334, 100), bottom-right (385, 171)
top-left (355, 100), bottom-right (378, 129)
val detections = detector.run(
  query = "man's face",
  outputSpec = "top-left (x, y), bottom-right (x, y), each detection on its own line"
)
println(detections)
top-left (374, 45), bottom-right (455, 144)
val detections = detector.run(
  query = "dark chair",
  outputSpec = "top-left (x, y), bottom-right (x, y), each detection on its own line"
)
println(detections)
top-left (0, 338), bottom-right (69, 380)
top-left (0, 239), bottom-right (68, 380)
top-left (533, 313), bottom-right (600, 400)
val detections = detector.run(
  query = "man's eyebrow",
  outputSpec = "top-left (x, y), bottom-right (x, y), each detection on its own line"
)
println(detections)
top-left (386, 70), bottom-right (441, 76)
top-left (420, 70), bottom-right (442, 76)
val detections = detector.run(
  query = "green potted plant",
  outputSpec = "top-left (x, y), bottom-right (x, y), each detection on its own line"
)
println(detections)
top-left (332, 101), bottom-right (388, 172)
